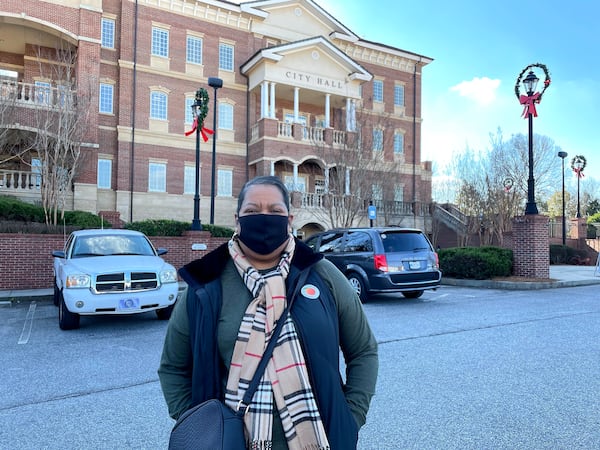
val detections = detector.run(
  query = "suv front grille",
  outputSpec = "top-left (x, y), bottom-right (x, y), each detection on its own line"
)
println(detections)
top-left (94, 272), bottom-right (159, 293)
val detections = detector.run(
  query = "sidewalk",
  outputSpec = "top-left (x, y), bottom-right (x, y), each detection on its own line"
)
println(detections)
top-left (442, 264), bottom-right (600, 290)
top-left (1, 265), bottom-right (599, 304)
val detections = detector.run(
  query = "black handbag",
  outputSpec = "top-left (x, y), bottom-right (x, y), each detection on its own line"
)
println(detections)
top-left (168, 268), bottom-right (311, 450)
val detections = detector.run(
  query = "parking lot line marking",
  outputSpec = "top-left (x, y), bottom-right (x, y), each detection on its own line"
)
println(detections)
top-left (18, 302), bottom-right (36, 345)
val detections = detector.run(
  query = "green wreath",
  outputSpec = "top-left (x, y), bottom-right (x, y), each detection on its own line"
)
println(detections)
top-left (194, 88), bottom-right (210, 127)
top-left (514, 63), bottom-right (551, 101)
top-left (570, 155), bottom-right (586, 173)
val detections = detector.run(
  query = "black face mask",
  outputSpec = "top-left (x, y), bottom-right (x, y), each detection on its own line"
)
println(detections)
top-left (238, 214), bottom-right (290, 255)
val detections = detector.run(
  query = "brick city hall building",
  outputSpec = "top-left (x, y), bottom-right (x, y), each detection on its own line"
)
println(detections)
top-left (0, 0), bottom-right (434, 237)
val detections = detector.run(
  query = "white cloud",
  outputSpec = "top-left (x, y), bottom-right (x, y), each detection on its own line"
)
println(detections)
top-left (450, 77), bottom-right (501, 105)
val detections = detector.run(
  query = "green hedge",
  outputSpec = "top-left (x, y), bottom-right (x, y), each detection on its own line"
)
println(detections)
top-left (0, 196), bottom-right (109, 229)
top-left (439, 246), bottom-right (513, 280)
top-left (549, 244), bottom-right (590, 265)
top-left (125, 219), bottom-right (234, 237)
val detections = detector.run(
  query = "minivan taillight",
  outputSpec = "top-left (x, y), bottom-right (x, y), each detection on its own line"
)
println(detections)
top-left (374, 254), bottom-right (388, 272)
top-left (434, 252), bottom-right (439, 269)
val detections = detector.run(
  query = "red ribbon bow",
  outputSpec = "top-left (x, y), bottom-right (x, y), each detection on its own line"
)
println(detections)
top-left (519, 92), bottom-right (541, 118)
top-left (574, 168), bottom-right (585, 179)
top-left (185, 117), bottom-right (214, 141)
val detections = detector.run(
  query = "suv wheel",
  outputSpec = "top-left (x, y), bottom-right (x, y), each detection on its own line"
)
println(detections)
top-left (402, 290), bottom-right (424, 299)
top-left (59, 291), bottom-right (80, 330)
top-left (347, 272), bottom-right (368, 302)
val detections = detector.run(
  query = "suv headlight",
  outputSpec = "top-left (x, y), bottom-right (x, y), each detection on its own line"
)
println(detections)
top-left (66, 274), bottom-right (91, 288)
top-left (160, 268), bottom-right (178, 284)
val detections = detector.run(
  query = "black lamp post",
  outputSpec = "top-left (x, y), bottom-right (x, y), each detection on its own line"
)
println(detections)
top-left (574, 156), bottom-right (584, 218)
top-left (190, 89), bottom-right (205, 231)
top-left (558, 151), bottom-right (568, 245)
top-left (523, 70), bottom-right (539, 215)
top-left (208, 77), bottom-right (223, 225)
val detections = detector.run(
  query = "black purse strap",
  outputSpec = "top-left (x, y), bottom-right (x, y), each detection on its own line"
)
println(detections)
top-left (237, 267), bottom-right (312, 413)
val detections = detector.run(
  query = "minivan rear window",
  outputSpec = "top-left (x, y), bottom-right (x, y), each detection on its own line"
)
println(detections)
top-left (380, 231), bottom-right (431, 252)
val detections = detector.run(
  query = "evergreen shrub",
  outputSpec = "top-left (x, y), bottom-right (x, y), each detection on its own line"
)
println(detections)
top-left (438, 246), bottom-right (513, 280)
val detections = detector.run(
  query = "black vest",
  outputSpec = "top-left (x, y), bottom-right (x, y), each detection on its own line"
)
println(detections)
top-left (185, 263), bottom-right (359, 450)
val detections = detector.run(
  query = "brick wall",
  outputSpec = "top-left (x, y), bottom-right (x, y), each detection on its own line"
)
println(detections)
top-left (0, 231), bottom-right (229, 291)
top-left (512, 214), bottom-right (550, 278)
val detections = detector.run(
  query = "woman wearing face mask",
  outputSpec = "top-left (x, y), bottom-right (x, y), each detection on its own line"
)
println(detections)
top-left (158, 175), bottom-right (378, 450)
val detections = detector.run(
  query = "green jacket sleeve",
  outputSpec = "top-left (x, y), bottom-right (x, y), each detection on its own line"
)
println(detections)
top-left (157, 288), bottom-right (194, 420)
top-left (314, 259), bottom-right (379, 428)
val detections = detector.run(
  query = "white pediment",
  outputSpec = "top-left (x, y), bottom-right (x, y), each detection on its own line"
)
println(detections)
top-left (242, 36), bottom-right (371, 99)
top-left (241, 0), bottom-right (357, 43)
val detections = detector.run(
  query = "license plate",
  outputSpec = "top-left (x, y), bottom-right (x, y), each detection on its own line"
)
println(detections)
top-left (118, 298), bottom-right (140, 310)
top-left (408, 261), bottom-right (421, 270)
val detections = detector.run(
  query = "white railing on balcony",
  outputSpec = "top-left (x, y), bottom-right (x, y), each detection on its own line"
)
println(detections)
top-left (0, 169), bottom-right (41, 191)
top-left (0, 80), bottom-right (74, 108)
top-left (277, 121), bottom-right (293, 138)
top-left (301, 192), bottom-right (324, 208)
top-left (302, 126), bottom-right (324, 143)
top-left (333, 130), bottom-right (346, 146)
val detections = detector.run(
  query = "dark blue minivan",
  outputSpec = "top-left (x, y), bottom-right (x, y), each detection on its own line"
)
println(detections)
top-left (305, 227), bottom-right (441, 301)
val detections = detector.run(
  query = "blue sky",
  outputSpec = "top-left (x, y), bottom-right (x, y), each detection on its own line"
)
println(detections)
top-left (317, 0), bottom-right (599, 182)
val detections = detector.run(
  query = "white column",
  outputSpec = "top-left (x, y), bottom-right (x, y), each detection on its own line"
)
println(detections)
top-left (294, 87), bottom-right (300, 122)
top-left (270, 82), bottom-right (276, 119)
top-left (346, 98), bottom-right (356, 131)
top-left (324, 168), bottom-right (330, 193)
top-left (345, 168), bottom-right (350, 195)
top-left (325, 94), bottom-right (330, 128)
top-left (270, 160), bottom-right (275, 176)
top-left (261, 81), bottom-right (268, 118)
top-left (293, 164), bottom-right (299, 191)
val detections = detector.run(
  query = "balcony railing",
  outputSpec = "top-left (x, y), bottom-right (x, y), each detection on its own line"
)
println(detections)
top-left (0, 169), bottom-right (41, 191)
top-left (297, 191), bottom-right (429, 216)
top-left (253, 119), bottom-right (347, 146)
top-left (0, 80), bottom-right (75, 108)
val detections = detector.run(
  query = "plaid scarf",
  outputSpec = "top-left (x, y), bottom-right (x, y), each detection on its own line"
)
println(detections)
top-left (225, 236), bottom-right (330, 450)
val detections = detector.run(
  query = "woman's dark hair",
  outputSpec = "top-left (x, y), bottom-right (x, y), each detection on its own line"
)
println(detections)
top-left (237, 176), bottom-right (290, 214)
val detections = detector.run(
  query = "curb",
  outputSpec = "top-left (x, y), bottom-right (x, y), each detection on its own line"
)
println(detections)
top-left (441, 277), bottom-right (600, 290)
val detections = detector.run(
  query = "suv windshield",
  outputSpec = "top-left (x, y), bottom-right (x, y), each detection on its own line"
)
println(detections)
top-left (380, 231), bottom-right (431, 252)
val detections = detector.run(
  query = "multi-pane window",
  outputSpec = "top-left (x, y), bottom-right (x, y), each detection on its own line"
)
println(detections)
top-left (394, 184), bottom-right (404, 202)
top-left (394, 132), bottom-right (404, 154)
top-left (184, 97), bottom-right (194, 124)
top-left (101, 18), bottom-right (115, 49)
top-left (99, 83), bottom-right (114, 114)
top-left (97, 159), bottom-right (112, 189)
top-left (150, 91), bottom-right (167, 120)
top-left (373, 80), bottom-right (383, 103)
top-left (31, 158), bottom-right (41, 189)
top-left (394, 85), bottom-right (405, 107)
top-left (186, 36), bottom-right (203, 64)
top-left (35, 81), bottom-right (51, 105)
top-left (217, 169), bottom-right (233, 196)
top-left (57, 84), bottom-right (71, 107)
top-left (218, 103), bottom-right (233, 129)
top-left (284, 175), bottom-right (306, 193)
top-left (152, 27), bottom-right (169, 57)
top-left (373, 129), bottom-right (383, 151)
top-left (184, 165), bottom-right (196, 194)
top-left (372, 184), bottom-right (383, 201)
top-left (149, 162), bottom-right (166, 192)
top-left (219, 43), bottom-right (234, 71)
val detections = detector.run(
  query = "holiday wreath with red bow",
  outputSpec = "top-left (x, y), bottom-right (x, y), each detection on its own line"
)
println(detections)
top-left (185, 88), bottom-right (214, 141)
top-left (514, 63), bottom-right (551, 118)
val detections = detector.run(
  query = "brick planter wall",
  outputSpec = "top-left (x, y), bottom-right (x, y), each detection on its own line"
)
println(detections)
top-left (512, 214), bottom-right (550, 279)
top-left (0, 231), bottom-right (229, 291)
